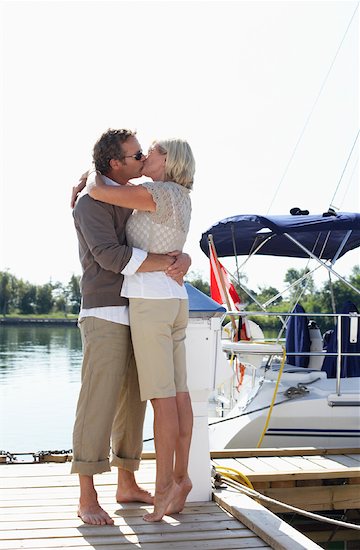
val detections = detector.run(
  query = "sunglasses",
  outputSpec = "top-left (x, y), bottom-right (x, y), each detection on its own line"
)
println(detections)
top-left (123, 150), bottom-right (144, 161)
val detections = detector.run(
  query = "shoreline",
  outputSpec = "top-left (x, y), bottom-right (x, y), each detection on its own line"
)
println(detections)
top-left (0, 317), bottom-right (78, 326)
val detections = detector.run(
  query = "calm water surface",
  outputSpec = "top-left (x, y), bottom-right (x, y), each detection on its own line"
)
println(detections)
top-left (0, 325), bottom-right (154, 453)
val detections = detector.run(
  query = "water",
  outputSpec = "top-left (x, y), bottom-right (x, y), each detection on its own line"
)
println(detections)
top-left (0, 325), bottom-right (154, 454)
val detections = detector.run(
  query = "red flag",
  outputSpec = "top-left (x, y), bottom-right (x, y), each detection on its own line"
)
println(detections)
top-left (209, 247), bottom-right (241, 311)
top-left (209, 244), bottom-right (250, 340)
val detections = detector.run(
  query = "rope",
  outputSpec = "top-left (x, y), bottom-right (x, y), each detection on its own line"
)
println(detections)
top-left (208, 393), bottom-right (306, 427)
top-left (256, 346), bottom-right (286, 448)
top-left (218, 473), bottom-right (360, 531)
top-left (215, 465), bottom-right (254, 490)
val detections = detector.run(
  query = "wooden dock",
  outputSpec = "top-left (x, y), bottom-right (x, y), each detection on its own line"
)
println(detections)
top-left (0, 457), bottom-right (321, 550)
top-left (211, 447), bottom-right (360, 513)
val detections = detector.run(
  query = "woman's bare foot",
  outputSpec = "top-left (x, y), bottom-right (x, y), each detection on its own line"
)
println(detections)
top-left (78, 502), bottom-right (114, 525)
top-left (116, 485), bottom-right (154, 504)
top-left (166, 476), bottom-right (192, 515)
top-left (143, 481), bottom-right (177, 522)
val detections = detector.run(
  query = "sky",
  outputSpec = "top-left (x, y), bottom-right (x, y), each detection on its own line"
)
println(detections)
top-left (1, 0), bottom-right (359, 296)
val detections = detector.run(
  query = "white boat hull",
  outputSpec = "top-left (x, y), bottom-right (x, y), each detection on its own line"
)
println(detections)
top-left (208, 370), bottom-right (360, 449)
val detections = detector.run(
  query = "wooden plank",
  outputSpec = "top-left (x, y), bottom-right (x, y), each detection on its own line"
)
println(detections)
top-left (210, 447), bottom-right (360, 459)
top-left (0, 520), bottom-right (249, 540)
top-left (2, 465), bottom-right (156, 478)
top-left (349, 477), bottom-right (360, 484)
top-left (0, 488), bottom-right (116, 500)
top-left (0, 531), bottom-right (266, 549)
top-left (0, 537), bottom-right (269, 549)
top-left (328, 454), bottom-right (360, 467)
top-left (212, 457), bottom-right (254, 475)
top-left (0, 503), bottom-right (222, 518)
top-left (214, 490), bottom-right (321, 550)
top-left (262, 484), bottom-right (360, 512)
top-left (274, 456), bottom-right (325, 471)
top-left (0, 472), bottom-right (155, 489)
top-left (0, 512), bottom-right (237, 530)
top-left (348, 453), bottom-right (360, 463)
top-left (237, 467), bottom-right (360, 482)
top-left (255, 457), bottom-right (299, 472)
top-left (270, 481), bottom-right (296, 489)
top-left (302, 455), bottom-right (349, 471)
top-left (235, 457), bottom-right (278, 474)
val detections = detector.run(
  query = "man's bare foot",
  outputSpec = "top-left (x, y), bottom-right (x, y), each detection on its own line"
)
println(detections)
top-left (78, 502), bottom-right (114, 525)
top-left (116, 485), bottom-right (154, 504)
top-left (143, 481), bottom-right (177, 522)
top-left (166, 476), bottom-right (193, 515)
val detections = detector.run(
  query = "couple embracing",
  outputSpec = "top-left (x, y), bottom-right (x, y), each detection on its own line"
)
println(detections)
top-left (71, 128), bottom-right (195, 524)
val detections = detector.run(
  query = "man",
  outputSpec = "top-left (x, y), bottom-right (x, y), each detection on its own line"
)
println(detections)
top-left (71, 128), bottom-right (190, 525)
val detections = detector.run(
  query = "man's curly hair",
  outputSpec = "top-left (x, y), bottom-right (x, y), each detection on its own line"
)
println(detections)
top-left (93, 129), bottom-right (136, 173)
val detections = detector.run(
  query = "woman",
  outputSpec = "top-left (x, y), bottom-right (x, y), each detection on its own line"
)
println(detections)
top-left (78, 138), bottom-right (195, 522)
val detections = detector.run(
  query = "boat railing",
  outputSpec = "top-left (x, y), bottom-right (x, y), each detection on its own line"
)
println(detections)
top-left (224, 310), bottom-right (360, 396)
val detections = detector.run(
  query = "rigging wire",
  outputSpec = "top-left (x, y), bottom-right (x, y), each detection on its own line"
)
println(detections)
top-left (266, 2), bottom-right (359, 215)
top-left (339, 156), bottom-right (359, 209)
top-left (328, 129), bottom-right (360, 210)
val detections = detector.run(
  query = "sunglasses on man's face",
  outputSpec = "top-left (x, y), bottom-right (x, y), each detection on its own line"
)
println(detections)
top-left (123, 151), bottom-right (144, 161)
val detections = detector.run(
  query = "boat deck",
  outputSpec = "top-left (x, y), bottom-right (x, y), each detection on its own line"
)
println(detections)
top-left (0, 457), bottom-right (321, 550)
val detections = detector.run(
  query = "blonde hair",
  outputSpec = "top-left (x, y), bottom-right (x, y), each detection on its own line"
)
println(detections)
top-left (154, 138), bottom-right (195, 189)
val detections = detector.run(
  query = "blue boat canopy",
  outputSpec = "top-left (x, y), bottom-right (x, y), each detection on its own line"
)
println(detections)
top-left (185, 283), bottom-right (226, 314)
top-left (200, 212), bottom-right (360, 260)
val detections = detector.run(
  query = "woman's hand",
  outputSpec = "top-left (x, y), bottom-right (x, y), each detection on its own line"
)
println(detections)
top-left (166, 252), bottom-right (191, 283)
top-left (86, 171), bottom-right (106, 199)
top-left (70, 170), bottom-right (91, 208)
top-left (171, 273), bottom-right (185, 286)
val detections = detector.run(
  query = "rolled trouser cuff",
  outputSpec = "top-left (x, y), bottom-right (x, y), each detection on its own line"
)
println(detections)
top-left (110, 452), bottom-right (140, 472)
top-left (70, 458), bottom-right (110, 476)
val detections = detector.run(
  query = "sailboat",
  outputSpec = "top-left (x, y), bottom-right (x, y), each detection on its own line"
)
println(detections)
top-left (199, 211), bottom-right (360, 449)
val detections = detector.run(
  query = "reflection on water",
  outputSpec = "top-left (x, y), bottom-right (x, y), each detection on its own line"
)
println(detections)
top-left (0, 325), bottom-right (154, 453)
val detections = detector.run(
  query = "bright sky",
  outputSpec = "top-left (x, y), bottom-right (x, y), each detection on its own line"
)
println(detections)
top-left (1, 0), bottom-right (359, 294)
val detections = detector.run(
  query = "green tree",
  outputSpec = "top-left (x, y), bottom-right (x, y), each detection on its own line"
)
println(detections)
top-left (317, 266), bottom-right (360, 317)
top-left (0, 270), bottom-right (16, 315)
top-left (17, 280), bottom-right (37, 314)
top-left (52, 281), bottom-right (68, 314)
top-left (68, 274), bottom-right (81, 314)
top-left (256, 285), bottom-right (283, 307)
top-left (185, 271), bottom-right (210, 296)
top-left (35, 283), bottom-right (54, 314)
top-left (284, 268), bottom-right (315, 301)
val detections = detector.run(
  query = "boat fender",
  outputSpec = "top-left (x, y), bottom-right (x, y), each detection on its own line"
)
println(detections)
top-left (350, 313), bottom-right (358, 343)
top-left (308, 320), bottom-right (324, 370)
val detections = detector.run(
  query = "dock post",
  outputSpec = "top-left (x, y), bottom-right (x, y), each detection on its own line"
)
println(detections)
top-left (184, 284), bottom-right (227, 501)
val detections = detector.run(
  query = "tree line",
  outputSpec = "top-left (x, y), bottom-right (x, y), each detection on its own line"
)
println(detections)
top-left (0, 271), bottom-right (81, 316)
top-left (0, 266), bottom-right (359, 330)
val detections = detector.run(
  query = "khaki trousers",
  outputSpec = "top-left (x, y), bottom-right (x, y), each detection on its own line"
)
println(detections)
top-left (129, 298), bottom-right (189, 401)
top-left (71, 317), bottom-right (146, 476)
